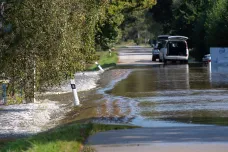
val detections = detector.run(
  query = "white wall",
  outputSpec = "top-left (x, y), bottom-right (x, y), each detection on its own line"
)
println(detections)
top-left (210, 47), bottom-right (228, 65)
top-left (210, 47), bottom-right (228, 76)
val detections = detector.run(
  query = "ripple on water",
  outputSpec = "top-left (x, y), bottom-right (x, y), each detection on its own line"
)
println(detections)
top-left (0, 100), bottom-right (69, 138)
top-left (98, 66), bottom-right (228, 126)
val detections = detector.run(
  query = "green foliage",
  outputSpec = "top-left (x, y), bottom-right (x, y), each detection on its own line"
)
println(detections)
top-left (87, 51), bottom-right (118, 71)
top-left (0, 0), bottom-right (107, 102)
top-left (0, 123), bottom-right (138, 152)
top-left (96, 0), bottom-right (157, 50)
top-left (0, 0), bottom-right (157, 102)
top-left (121, 9), bottom-right (150, 45)
top-left (148, 0), bottom-right (224, 61)
top-left (149, 0), bottom-right (173, 33)
top-left (6, 95), bottom-right (23, 105)
top-left (95, 2), bottom-right (124, 50)
top-left (205, 0), bottom-right (228, 47)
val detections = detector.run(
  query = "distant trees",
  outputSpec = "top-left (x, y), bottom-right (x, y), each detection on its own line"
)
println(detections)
top-left (147, 0), bottom-right (228, 60)
top-left (205, 0), bottom-right (228, 47)
top-left (97, 0), bottom-right (157, 48)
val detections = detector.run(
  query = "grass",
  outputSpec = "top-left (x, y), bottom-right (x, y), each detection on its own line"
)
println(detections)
top-left (0, 123), bottom-right (138, 152)
top-left (87, 51), bottom-right (118, 71)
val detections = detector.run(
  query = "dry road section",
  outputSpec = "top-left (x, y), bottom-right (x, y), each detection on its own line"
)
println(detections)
top-left (117, 46), bottom-right (162, 65)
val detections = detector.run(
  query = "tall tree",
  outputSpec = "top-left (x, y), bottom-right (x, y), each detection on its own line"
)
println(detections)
top-left (0, 0), bottom-right (157, 103)
top-left (0, 0), bottom-right (107, 102)
top-left (149, 0), bottom-right (173, 34)
top-left (205, 0), bottom-right (228, 47)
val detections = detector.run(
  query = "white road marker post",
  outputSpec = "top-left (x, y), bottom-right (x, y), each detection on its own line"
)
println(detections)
top-left (70, 79), bottom-right (80, 106)
top-left (109, 49), bottom-right (112, 57)
top-left (95, 61), bottom-right (104, 72)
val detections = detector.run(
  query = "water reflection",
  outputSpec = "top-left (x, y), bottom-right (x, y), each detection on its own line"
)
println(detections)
top-left (108, 64), bottom-right (221, 97)
top-left (104, 64), bottom-right (228, 126)
top-left (210, 63), bottom-right (228, 87)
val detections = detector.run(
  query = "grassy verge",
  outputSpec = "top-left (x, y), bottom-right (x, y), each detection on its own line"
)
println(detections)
top-left (87, 51), bottom-right (118, 71)
top-left (0, 123), bottom-right (138, 152)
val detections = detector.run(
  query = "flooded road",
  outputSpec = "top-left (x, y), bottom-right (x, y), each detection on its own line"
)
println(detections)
top-left (95, 63), bottom-right (228, 127)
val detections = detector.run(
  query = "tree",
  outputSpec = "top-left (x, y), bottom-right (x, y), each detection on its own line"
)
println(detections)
top-left (0, 0), bottom-right (157, 103)
top-left (149, 0), bottom-right (173, 34)
top-left (0, 0), bottom-right (107, 102)
top-left (205, 0), bottom-right (228, 47)
top-left (96, 0), bottom-right (157, 49)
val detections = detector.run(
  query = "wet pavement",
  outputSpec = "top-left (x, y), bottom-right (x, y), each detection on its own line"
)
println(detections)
top-left (88, 47), bottom-right (228, 152)
top-left (97, 63), bottom-right (228, 127)
top-left (2, 46), bottom-right (228, 151)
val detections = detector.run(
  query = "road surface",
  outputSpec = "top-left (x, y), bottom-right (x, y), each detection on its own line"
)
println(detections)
top-left (87, 46), bottom-right (228, 152)
top-left (88, 126), bottom-right (228, 152)
top-left (117, 46), bottom-right (162, 65)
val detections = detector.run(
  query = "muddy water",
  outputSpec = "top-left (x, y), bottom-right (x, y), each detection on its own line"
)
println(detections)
top-left (98, 64), bottom-right (228, 127)
top-left (30, 64), bottom-right (228, 129)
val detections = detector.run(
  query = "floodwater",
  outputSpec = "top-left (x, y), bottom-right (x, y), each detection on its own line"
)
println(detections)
top-left (95, 63), bottom-right (228, 127)
top-left (1, 63), bottom-right (228, 138)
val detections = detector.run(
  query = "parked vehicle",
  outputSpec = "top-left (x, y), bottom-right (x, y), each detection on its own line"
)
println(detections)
top-left (159, 36), bottom-right (189, 64)
top-left (202, 54), bottom-right (211, 63)
top-left (152, 49), bottom-right (160, 61)
top-left (155, 35), bottom-right (170, 49)
top-left (157, 35), bottom-right (170, 41)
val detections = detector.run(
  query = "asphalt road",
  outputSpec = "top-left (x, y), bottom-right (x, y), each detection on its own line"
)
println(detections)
top-left (87, 46), bottom-right (228, 152)
top-left (117, 46), bottom-right (162, 65)
top-left (87, 126), bottom-right (228, 152)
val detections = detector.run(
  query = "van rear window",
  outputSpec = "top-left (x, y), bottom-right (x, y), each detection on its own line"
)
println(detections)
top-left (168, 41), bottom-right (187, 56)
top-left (169, 41), bottom-right (186, 49)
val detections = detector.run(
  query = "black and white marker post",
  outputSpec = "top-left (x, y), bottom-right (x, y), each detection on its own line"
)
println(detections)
top-left (95, 61), bottom-right (104, 72)
top-left (70, 79), bottom-right (80, 106)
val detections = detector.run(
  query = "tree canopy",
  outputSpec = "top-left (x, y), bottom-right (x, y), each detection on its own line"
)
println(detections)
top-left (0, 0), bottom-right (156, 102)
top-left (146, 0), bottom-right (227, 60)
